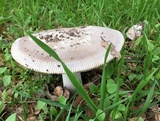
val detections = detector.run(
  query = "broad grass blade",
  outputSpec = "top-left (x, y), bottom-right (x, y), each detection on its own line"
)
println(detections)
top-left (100, 44), bottom-right (111, 109)
top-left (28, 34), bottom-right (97, 112)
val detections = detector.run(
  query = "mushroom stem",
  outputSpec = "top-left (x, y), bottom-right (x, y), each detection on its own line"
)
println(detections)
top-left (62, 72), bottom-right (82, 93)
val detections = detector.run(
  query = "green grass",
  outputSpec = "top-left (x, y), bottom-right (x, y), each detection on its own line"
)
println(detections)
top-left (0, 0), bottom-right (160, 120)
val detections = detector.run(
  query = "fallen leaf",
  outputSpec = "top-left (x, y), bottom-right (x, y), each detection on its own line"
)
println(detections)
top-left (0, 57), bottom-right (4, 66)
top-left (63, 88), bottom-right (70, 100)
top-left (101, 40), bottom-right (121, 59)
top-left (86, 108), bottom-right (95, 118)
top-left (0, 26), bottom-right (4, 35)
top-left (0, 89), bottom-right (2, 100)
top-left (110, 45), bottom-right (121, 59)
top-left (54, 86), bottom-right (63, 96)
top-left (101, 41), bottom-right (109, 48)
top-left (126, 22), bottom-right (144, 40)
top-left (27, 116), bottom-right (39, 121)
top-left (73, 95), bottom-right (84, 107)
top-left (45, 85), bottom-right (70, 101)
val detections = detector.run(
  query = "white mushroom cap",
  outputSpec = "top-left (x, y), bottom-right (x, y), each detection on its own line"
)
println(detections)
top-left (11, 26), bottom-right (124, 74)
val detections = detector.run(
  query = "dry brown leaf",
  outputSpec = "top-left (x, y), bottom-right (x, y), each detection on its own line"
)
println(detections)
top-left (73, 82), bottom-right (95, 107)
top-left (145, 111), bottom-right (156, 121)
top-left (91, 74), bottom-right (101, 85)
top-left (0, 26), bottom-right (4, 35)
top-left (101, 41), bottom-right (109, 48)
top-left (149, 104), bottom-right (160, 121)
top-left (83, 82), bottom-right (94, 90)
top-left (101, 40), bottom-right (121, 59)
top-left (45, 85), bottom-right (70, 101)
top-left (0, 57), bottom-right (4, 66)
top-left (73, 95), bottom-right (84, 107)
top-left (28, 104), bottom-right (36, 115)
top-left (155, 113), bottom-right (160, 121)
top-left (7, 89), bottom-right (12, 97)
top-left (0, 90), bottom-right (2, 101)
top-left (16, 106), bottom-right (23, 115)
top-left (63, 88), bottom-right (70, 100)
top-left (45, 87), bottom-right (58, 101)
top-left (86, 109), bottom-right (95, 118)
top-left (111, 46), bottom-right (121, 59)
top-left (27, 116), bottom-right (39, 121)
top-left (128, 63), bottom-right (137, 71)
top-left (54, 86), bottom-right (63, 96)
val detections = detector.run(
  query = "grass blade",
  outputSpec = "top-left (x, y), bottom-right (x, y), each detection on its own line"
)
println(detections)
top-left (132, 68), bottom-right (158, 99)
top-left (112, 52), bottom-right (125, 119)
top-left (28, 33), bottom-right (98, 112)
top-left (37, 98), bottom-right (70, 111)
top-left (139, 82), bottom-right (156, 116)
top-left (100, 44), bottom-right (111, 109)
top-left (124, 68), bottom-right (158, 120)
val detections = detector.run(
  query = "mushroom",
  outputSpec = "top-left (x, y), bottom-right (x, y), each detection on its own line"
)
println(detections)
top-left (11, 26), bottom-right (124, 92)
